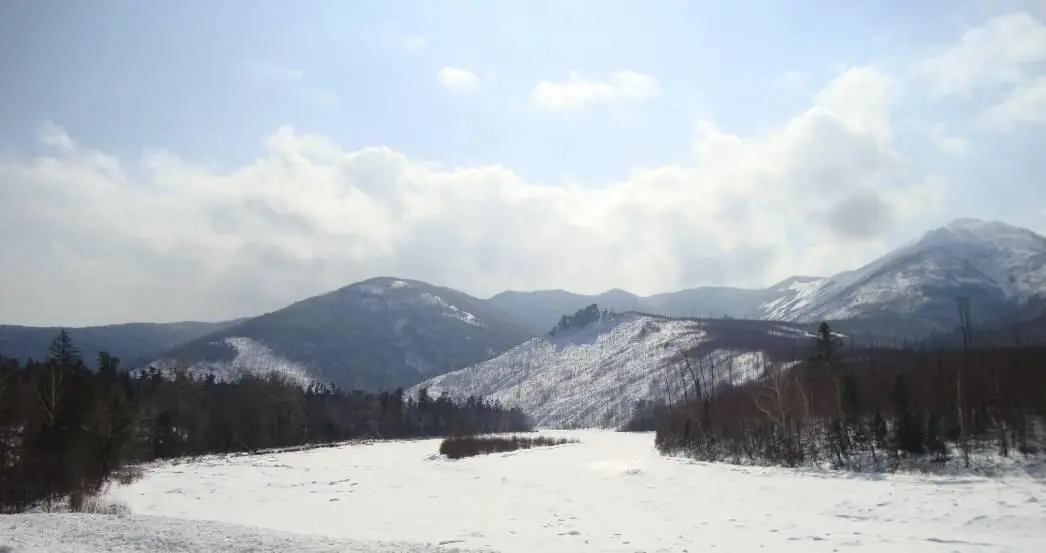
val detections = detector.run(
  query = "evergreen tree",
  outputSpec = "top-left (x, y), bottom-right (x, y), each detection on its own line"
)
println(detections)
top-left (48, 329), bottom-right (82, 368)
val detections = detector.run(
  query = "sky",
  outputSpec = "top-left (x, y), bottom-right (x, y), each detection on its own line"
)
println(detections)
top-left (2, 0), bottom-right (1046, 326)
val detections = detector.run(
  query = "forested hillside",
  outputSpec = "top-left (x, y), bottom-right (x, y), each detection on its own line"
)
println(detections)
top-left (0, 331), bottom-right (530, 513)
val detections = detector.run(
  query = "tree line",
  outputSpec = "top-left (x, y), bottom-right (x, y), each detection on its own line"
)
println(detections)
top-left (0, 330), bottom-right (531, 513)
top-left (639, 307), bottom-right (1046, 472)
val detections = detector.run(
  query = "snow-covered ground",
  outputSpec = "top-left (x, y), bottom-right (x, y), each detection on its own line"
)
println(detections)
top-left (7, 430), bottom-right (1045, 552)
top-left (0, 513), bottom-right (487, 553)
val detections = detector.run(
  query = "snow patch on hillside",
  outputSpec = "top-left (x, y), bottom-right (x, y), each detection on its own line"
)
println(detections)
top-left (761, 278), bottom-right (824, 320)
top-left (357, 279), bottom-right (412, 297)
top-left (147, 337), bottom-right (314, 387)
top-left (418, 292), bottom-right (482, 327)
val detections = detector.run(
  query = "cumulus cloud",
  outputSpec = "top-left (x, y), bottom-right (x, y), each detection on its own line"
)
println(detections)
top-left (910, 122), bottom-right (969, 156)
top-left (914, 11), bottom-right (1046, 95)
top-left (978, 75), bottom-right (1046, 130)
top-left (531, 71), bottom-right (660, 111)
top-left (243, 60), bottom-right (338, 105)
top-left (775, 70), bottom-right (808, 91)
top-left (437, 67), bottom-right (479, 94)
top-left (912, 9), bottom-right (1046, 133)
top-left (0, 64), bottom-right (937, 326)
top-left (402, 35), bottom-right (427, 53)
top-left (244, 60), bottom-right (305, 85)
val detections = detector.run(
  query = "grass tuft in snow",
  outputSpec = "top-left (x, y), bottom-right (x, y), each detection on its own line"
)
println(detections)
top-left (113, 465), bottom-right (145, 486)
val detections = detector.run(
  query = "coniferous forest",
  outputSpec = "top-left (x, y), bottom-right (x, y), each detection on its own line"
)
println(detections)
top-left (0, 331), bottom-right (531, 513)
top-left (645, 311), bottom-right (1046, 472)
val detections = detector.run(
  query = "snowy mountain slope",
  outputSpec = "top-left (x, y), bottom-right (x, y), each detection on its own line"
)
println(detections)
top-left (759, 276), bottom-right (827, 320)
top-left (490, 219), bottom-right (1046, 339)
top-left (761, 219), bottom-right (1046, 332)
top-left (144, 336), bottom-right (315, 387)
top-left (148, 277), bottom-right (533, 392)
top-left (410, 312), bottom-right (810, 428)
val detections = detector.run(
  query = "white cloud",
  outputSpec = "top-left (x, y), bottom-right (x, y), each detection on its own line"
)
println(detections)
top-left (37, 121), bottom-right (75, 153)
top-left (0, 66), bottom-right (939, 326)
top-left (243, 60), bottom-right (338, 106)
top-left (304, 89), bottom-right (340, 107)
top-left (437, 67), bottom-right (479, 94)
top-left (914, 11), bottom-right (1046, 95)
top-left (244, 60), bottom-right (305, 85)
top-left (402, 35), bottom-right (427, 53)
top-left (910, 121), bottom-right (969, 156)
top-left (938, 135), bottom-right (970, 156)
top-left (814, 66), bottom-right (896, 142)
top-left (775, 70), bottom-right (808, 91)
top-left (531, 71), bottom-right (660, 111)
top-left (977, 75), bottom-right (1046, 130)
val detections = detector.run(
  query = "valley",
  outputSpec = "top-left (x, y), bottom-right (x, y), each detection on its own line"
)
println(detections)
top-left (8, 4), bottom-right (1046, 550)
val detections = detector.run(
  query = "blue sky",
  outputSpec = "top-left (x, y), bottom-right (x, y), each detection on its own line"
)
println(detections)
top-left (2, 0), bottom-right (1046, 324)
top-left (0, 0), bottom-right (971, 178)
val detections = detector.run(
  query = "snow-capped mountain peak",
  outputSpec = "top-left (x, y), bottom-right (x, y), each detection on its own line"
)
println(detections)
top-left (759, 219), bottom-right (1046, 329)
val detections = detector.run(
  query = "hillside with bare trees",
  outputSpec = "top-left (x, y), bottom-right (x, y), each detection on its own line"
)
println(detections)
top-left (641, 301), bottom-right (1046, 473)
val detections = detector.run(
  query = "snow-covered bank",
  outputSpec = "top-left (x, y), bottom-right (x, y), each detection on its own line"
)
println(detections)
top-left (0, 513), bottom-right (489, 553)
top-left (9, 430), bottom-right (1046, 552)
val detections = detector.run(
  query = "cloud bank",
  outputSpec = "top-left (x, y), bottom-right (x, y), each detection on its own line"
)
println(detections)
top-left (0, 64), bottom-right (936, 325)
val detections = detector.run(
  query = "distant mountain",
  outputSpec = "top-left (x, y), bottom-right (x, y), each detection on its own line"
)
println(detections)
top-left (411, 308), bottom-right (816, 429)
top-left (765, 218), bottom-right (1046, 335)
top-left (147, 277), bottom-right (534, 391)
top-left (0, 320), bottom-right (242, 368)
top-left (487, 281), bottom-right (829, 334)
top-left (486, 289), bottom-right (646, 334)
top-left (490, 219), bottom-right (1046, 339)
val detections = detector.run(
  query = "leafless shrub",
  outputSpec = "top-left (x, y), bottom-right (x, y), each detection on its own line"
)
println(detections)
top-left (439, 435), bottom-right (577, 460)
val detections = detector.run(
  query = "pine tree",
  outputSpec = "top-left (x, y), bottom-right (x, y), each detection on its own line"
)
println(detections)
top-left (47, 329), bottom-right (82, 368)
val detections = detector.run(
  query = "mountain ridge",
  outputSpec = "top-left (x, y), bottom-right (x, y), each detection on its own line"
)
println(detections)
top-left (0, 319), bottom-right (245, 369)
top-left (490, 218), bottom-right (1046, 335)
top-left (411, 309), bottom-right (816, 428)
top-left (145, 277), bottom-right (534, 391)
top-left (4, 218), bottom-right (1044, 395)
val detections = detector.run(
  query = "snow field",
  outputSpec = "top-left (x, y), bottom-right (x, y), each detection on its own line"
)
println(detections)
top-left (36, 429), bottom-right (1046, 552)
top-left (1, 513), bottom-right (487, 553)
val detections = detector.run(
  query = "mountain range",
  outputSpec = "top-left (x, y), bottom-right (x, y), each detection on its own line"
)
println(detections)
top-left (0, 320), bottom-right (243, 370)
top-left (2, 218), bottom-right (1045, 403)
top-left (491, 219), bottom-right (1046, 338)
